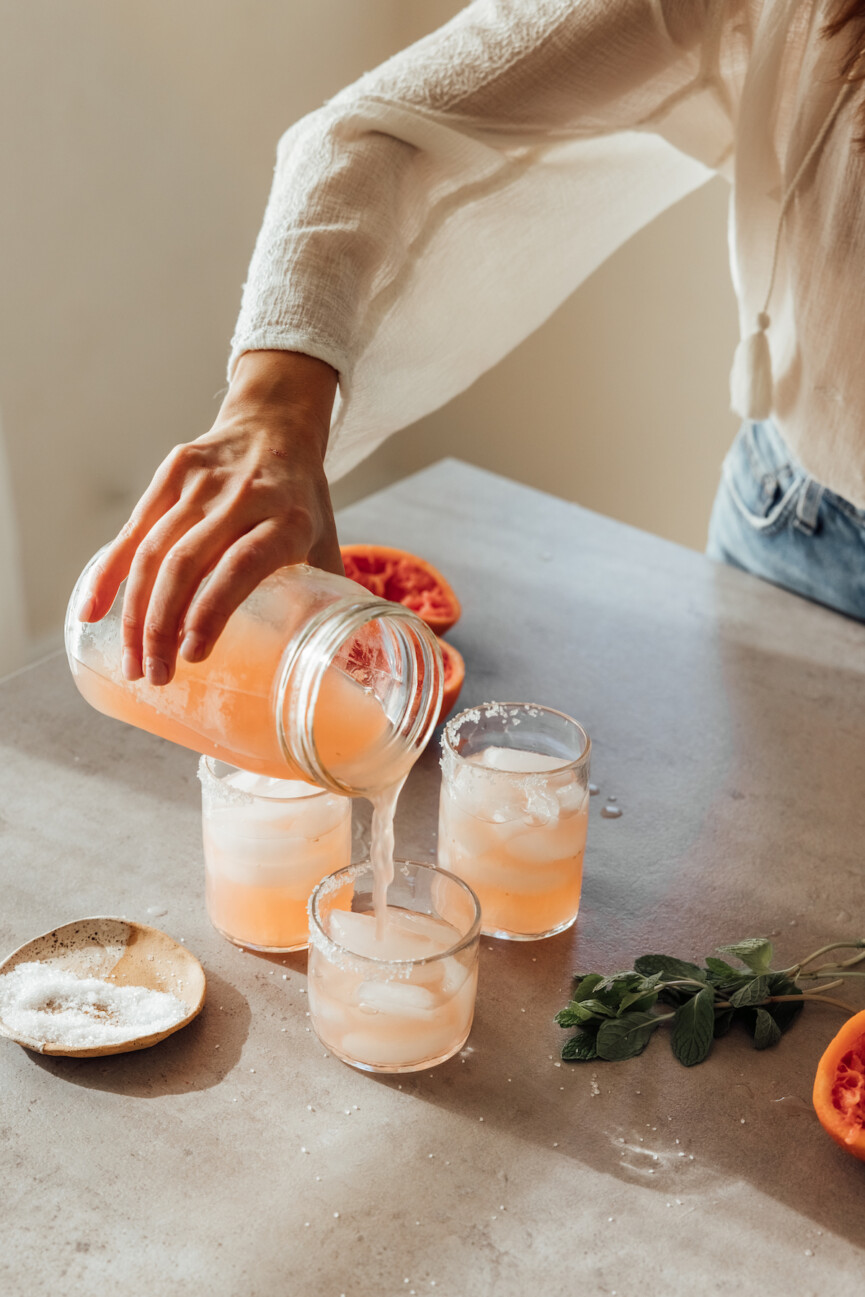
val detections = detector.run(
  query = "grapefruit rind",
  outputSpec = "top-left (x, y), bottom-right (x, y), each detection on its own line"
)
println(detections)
top-left (340, 544), bottom-right (461, 635)
top-left (438, 638), bottom-right (465, 725)
top-left (813, 1009), bottom-right (865, 1161)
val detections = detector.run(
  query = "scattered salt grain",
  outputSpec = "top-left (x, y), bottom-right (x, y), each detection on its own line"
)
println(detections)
top-left (0, 962), bottom-right (187, 1047)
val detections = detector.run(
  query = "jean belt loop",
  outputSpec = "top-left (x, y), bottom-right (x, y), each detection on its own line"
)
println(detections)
top-left (794, 477), bottom-right (824, 535)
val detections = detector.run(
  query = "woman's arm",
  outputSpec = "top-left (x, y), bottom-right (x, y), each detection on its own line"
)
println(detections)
top-left (83, 0), bottom-right (733, 686)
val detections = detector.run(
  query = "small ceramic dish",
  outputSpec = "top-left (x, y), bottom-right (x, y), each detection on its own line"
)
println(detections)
top-left (0, 917), bottom-right (206, 1057)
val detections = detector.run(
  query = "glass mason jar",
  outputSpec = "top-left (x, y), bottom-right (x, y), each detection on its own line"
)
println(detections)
top-left (66, 554), bottom-right (444, 796)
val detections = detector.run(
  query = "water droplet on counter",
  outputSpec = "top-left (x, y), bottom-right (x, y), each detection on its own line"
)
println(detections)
top-left (588, 783), bottom-right (600, 796)
top-left (772, 1095), bottom-right (811, 1115)
top-left (601, 803), bottom-right (622, 819)
top-left (145, 906), bottom-right (168, 918)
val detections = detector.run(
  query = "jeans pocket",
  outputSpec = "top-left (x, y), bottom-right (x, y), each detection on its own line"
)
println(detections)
top-left (721, 420), bottom-right (803, 535)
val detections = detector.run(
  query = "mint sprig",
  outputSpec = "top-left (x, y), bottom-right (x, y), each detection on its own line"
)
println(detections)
top-left (556, 937), bottom-right (865, 1066)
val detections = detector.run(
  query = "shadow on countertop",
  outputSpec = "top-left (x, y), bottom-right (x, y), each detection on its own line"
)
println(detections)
top-left (27, 970), bottom-right (250, 1097)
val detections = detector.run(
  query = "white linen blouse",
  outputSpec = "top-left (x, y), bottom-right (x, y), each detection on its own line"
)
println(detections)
top-left (229, 0), bottom-right (865, 508)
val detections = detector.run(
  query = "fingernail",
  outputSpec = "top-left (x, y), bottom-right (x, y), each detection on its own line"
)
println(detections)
top-left (122, 650), bottom-right (143, 682)
top-left (145, 656), bottom-right (169, 687)
top-left (78, 594), bottom-right (96, 622)
top-left (179, 632), bottom-right (206, 664)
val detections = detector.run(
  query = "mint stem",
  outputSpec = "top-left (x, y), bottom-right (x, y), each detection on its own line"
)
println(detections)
top-left (787, 939), bottom-right (865, 977)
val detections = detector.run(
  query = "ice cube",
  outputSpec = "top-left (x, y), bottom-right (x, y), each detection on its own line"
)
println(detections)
top-left (555, 781), bottom-right (589, 815)
top-left (468, 746), bottom-right (567, 774)
top-left (356, 980), bottom-right (438, 1017)
top-left (439, 955), bottom-right (472, 998)
top-left (439, 793), bottom-right (498, 857)
top-left (384, 910), bottom-right (459, 953)
top-left (448, 763), bottom-right (523, 824)
top-left (328, 909), bottom-right (453, 961)
top-left (506, 814), bottom-right (587, 867)
top-left (327, 910), bottom-right (385, 959)
top-left (519, 781), bottom-right (560, 826)
top-left (226, 770), bottom-right (319, 799)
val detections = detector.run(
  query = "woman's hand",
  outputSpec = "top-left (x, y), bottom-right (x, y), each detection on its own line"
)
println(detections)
top-left (79, 350), bottom-right (341, 686)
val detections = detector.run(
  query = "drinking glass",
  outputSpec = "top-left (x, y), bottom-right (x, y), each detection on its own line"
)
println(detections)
top-left (438, 702), bottom-right (590, 940)
top-left (200, 757), bottom-right (351, 952)
top-left (307, 860), bottom-right (481, 1072)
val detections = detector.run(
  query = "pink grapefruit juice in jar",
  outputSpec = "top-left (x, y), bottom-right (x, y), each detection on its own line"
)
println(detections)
top-left (437, 703), bottom-right (590, 940)
top-left (307, 860), bottom-right (481, 1072)
top-left (199, 758), bottom-right (351, 952)
top-left (66, 557), bottom-right (443, 796)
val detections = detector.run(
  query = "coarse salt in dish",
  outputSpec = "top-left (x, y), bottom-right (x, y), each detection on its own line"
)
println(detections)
top-left (0, 962), bottom-right (189, 1048)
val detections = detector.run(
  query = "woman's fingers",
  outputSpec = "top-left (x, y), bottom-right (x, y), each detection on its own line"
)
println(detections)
top-left (78, 450), bottom-right (187, 622)
top-left (121, 502), bottom-right (213, 683)
top-left (178, 522), bottom-right (292, 665)
top-left (138, 508), bottom-right (262, 684)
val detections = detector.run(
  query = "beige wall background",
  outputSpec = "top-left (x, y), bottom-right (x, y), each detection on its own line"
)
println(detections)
top-left (0, 1), bottom-right (740, 673)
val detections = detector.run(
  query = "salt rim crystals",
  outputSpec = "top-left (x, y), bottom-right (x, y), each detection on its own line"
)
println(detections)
top-left (0, 961), bottom-right (189, 1048)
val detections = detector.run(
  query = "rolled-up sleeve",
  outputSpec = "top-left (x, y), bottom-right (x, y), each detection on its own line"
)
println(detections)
top-left (229, 0), bottom-right (740, 478)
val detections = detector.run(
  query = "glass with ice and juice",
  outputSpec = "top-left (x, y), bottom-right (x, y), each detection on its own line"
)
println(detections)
top-left (307, 860), bottom-right (480, 1072)
top-left (437, 702), bottom-right (590, 940)
top-left (199, 758), bottom-right (351, 952)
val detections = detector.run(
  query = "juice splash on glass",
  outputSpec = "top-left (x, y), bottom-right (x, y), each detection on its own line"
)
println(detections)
top-left (308, 860), bottom-right (481, 1072)
top-left (200, 760), bottom-right (351, 952)
top-left (438, 704), bottom-right (590, 940)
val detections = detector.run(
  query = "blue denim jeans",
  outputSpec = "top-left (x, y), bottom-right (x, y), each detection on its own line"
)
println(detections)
top-left (707, 420), bottom-right (865, 620)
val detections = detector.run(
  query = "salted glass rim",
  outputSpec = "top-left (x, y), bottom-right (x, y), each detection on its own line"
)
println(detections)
top-left (200, 754), bottom-right (334, 803)
top-left (442, 700), bottom-right (591, 774)
top-left (308, 858), bottom-right (482, 967)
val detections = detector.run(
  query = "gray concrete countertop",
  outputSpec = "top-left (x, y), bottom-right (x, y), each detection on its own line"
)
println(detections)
top-left (2, 459), bottom-right (865, 1296)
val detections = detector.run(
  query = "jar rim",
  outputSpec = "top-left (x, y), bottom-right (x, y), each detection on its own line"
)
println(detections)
top-left (276, 599), bottom-right (444, 796)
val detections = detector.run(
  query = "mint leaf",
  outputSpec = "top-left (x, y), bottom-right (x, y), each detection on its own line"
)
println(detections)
top-left (578, 998), bottom-right (617, 1019)
top-left (562, 1031), bottom-right (600, 1062)
top-left (554, 1004), bottom-right (585, 1028)
top-left (572, 974), bottom-right (604, 1002)
top-left (729, 975), bottom-right (769, 1007)
top-left (716, 938), bottom-right (773, 974)
top-left (596, 1012), bottom-right (660, 1061)
top-left (634, 955), bottom-right (706, 982)
top-left (618, 986), bottom-right (661, 1015)
top-left (705, 957), bottom-right (744, 984)
top-left (670, 986), bottom-right (715, 1066)
top-left (752, 1008), bottom-right (782, 1050)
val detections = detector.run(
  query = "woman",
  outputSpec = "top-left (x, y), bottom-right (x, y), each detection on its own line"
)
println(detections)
top-left (81, 0), bottom-right (865, 683)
